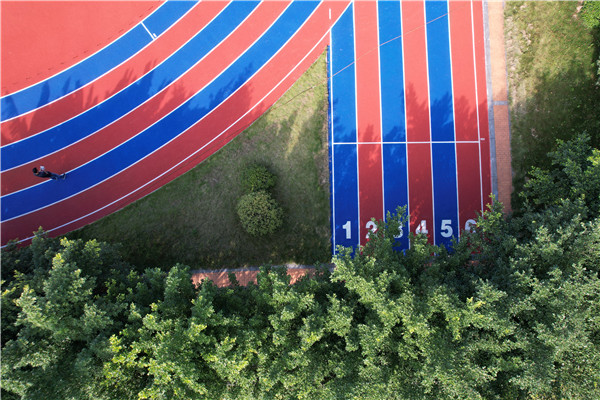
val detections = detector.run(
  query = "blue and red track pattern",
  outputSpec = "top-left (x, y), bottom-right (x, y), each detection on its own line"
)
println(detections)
top-left (1, 0), bottom-right (493, 252)
top-left (329, 0), bottom-right (491, 251)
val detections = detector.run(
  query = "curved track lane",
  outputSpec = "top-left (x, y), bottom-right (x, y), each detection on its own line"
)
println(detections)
top-left (0, 1), bottom-right (227, 146)
top-left (1, 1), bottom-right (350, 244)
top-left (2, 1), bottom-right (286, 196)
top-left (0, 1), bottom-right (196, 121)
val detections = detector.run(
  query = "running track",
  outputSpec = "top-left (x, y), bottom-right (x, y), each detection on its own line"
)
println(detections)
top-left (1, 1), bottom-right (496, 252)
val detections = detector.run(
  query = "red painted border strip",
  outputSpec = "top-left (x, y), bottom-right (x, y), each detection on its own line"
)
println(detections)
top-left (473, 0), bottom-right (492, 202)
top-left (1, 2), bottom-right (288, 196)
top-left (354, 1), bottom-right (383, 244)
top-left (1, 1), bottom-right (161, 95)
top-left (1, 2), bottom-right (349, 245)
top-left (402, 0), bottom-right (433, 242)
top-left (191, 266), bottom-right (322, 287)
top-left (1, 2), bottom-right (226, 146)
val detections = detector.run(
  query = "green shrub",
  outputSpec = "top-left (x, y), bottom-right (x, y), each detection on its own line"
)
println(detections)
top-left (241, 164), bottom-right (276, 193)
top-left (236, 191), bottom-right (283, 236)
top-left (581, 1), bottom-right (600, 29)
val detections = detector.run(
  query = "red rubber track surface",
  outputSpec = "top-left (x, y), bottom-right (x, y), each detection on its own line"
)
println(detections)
top-left (1, 1), bottom-right (224, 146)
top-left (402, 0), bottom-right (434, 243)
top-left (450, 1), bottom-right (483, 229)
top-left (1, 1), bottom-right (349, 244)
top-left (354, 1), bottom-right (384, 245)
top-left (1, 1), bottom-right (287, 196)
top-left (1, 1), bottom-right (161, 95)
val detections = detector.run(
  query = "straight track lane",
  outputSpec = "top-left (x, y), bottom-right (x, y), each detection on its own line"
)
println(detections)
top-left (354, 1), bottom-right (384, 245)
top-left (402, 0), bottom-right (434, 243)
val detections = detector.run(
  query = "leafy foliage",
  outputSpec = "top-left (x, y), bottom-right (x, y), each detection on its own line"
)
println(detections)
top-left (581, 1), bottom-right (600, 29)
top-left (236, 191), bottom-right (284, 236)
top-left (240, 163), bottom-right (276, 194)
top-left (2, 136), bottom-right (599, 399)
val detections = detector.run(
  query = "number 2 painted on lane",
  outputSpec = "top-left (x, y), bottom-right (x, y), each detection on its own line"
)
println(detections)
top-left (365, 220), bottom-right (377, 239)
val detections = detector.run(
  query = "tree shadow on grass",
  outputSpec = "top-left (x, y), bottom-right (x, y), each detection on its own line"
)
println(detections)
top-left (510, 60), bottom-right (600, 209)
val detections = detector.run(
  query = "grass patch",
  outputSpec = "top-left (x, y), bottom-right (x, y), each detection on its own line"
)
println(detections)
top-left (69, 52), bottom-right (331, 270)
top-left (504, 1), bottom-right (600, 208)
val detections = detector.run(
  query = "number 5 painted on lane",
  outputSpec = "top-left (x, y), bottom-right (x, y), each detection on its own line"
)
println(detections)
top-left (440, 219), bottom-right (453, 238)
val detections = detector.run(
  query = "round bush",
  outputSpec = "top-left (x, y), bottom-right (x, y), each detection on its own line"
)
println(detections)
top-left (236, 191), bottom-right (284, 236)
top-left (241, 164), bottom-right (276, 193)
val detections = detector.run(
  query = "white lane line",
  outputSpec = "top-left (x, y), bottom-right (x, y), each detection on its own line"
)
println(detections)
top-left (141, 21), bottom-right (157, 39)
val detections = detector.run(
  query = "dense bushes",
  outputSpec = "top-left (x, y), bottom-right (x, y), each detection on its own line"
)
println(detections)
top-left (240, 164), bottom-right (276, 193)
top-left (581, 0), bottom-right (600, 29)
top-left (2, 135), bottom-right (599, 399)
top-left (236, 163), bottom-right (283, 236)
top-left (236, 191), bottom-right (284, 236)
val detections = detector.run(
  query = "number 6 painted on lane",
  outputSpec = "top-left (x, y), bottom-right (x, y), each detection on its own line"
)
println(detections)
top-left (465, 219), bottom-right (477, 233)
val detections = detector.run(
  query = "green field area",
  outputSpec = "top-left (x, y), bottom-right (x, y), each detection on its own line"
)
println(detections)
top-left (504, 1), bottom-right (600, 208)
top-left (69, 53), bottom-right (332, 270)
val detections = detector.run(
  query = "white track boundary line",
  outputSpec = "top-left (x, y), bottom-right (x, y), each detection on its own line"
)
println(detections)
top-left (329, 29), bottom-right (337, 253)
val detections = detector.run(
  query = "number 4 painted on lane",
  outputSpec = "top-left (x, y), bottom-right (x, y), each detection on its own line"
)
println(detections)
top-left (415, 220), bottom-right (428, 235)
